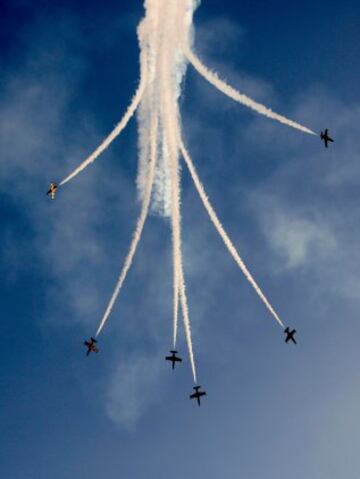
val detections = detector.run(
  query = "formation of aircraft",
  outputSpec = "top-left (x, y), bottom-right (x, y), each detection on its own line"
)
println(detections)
top-left (46, 182), bottom-right (58, 200)
top-left (284, 327), bottom-right (297, 344)
top-left (84, 337), bottom-right (99, 356)
top-left (165, 350), bottom-right (182, 369)
top-left (79, 324), bottom-right (298, 405)
top-left (51, 123), bottom-right (331, 406)
top-left (190, 386), bottom-right (207, 406)
top-left (320, 129), bottom-right (334, 148)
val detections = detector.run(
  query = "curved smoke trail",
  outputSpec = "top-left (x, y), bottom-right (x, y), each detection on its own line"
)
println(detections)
top-left (159, 0), bottom-right (181, 352)
top-left (179, 137), bottom-right (284, 329)
top-left (59, 52), bottom-right (147, 187)
top-left (95, 116), bottom-right (158, 337)
top-left (184, 47), bottom-right (316, 136)
top-left (159, 0), bottom-right (197, 381)
top-left (178, 264), bottom-right (197, 382)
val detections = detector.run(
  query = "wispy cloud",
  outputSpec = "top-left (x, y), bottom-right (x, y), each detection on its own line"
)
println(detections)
top-left (106, 353), bottom-right (164, 429)
top-left (251, 193), bottom-right (337, 270)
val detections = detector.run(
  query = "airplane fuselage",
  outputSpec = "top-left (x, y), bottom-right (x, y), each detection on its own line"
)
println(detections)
top-left (165, 351), bottom-right (182, 369)
top-left (47, 182), bottom-right (58, 200)
top-left (320, 130), bottom-right (334, 148)
top-left (190, 386), bottom-right (206, 406)
top-left (284, 328), bottom-right (297, 344)
top-left (84, 338), bottom-right (99, 355)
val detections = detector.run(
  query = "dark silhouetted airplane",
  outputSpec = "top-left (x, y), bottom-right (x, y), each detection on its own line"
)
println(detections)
top-left (46, 182), bottom-right (58, 200)
top-left (190, 386), bottom-right (206, 406)
top-left (284, 327), bottom-right (297, 344)
top-left (320, 129), bottom-right (334, 148)
top-left (84, 337), bottom-right (99, 356)
top-left (165, 350), bottom-right (182, 369)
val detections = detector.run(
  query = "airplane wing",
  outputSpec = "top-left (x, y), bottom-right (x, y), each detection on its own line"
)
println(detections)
top-left (175, 357), bottom-right (182, 362)
top-left (190, 392), bottom-right (197, 399)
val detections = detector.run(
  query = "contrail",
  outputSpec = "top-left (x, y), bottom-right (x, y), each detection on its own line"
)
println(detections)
top-left (159, 0), bottom-right (181, 351)
top-left (167, 131), bottom-right (197, 380)
top-left (164, 94), bottom-right (197, 381)
top-left (59, 52), bottom-right (147, 187)
top-left (179, 137), bottom-right (284, 329)
top-left (184, 46), bottom-right (316, 136)
top-left (166, 123), bottom-right (196, 378)
top-left (136, 0), bottom-right (166, 214)
top-left (178, 262), bottom-right (197, 383)
top-left (95, 115), bottom-right (158, 337)
top-left (159, 2), bottom-right (197, 380)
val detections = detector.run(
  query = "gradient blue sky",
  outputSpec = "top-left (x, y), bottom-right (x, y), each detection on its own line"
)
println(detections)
top-left (1, 1), bottom-right (360, 478)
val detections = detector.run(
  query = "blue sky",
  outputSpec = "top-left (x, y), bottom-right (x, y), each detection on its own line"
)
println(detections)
top-left (1, 1), bottom-right (360, 478)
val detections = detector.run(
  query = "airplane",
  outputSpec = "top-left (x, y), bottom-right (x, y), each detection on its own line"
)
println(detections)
top-left (46, 182), bottom-right (58, 200)
top-left (320, 129), bottom-right (334, 148)
top-left (190, 386), bottom-right (207, 406)
top-left (84, 337), bottom-right (99, 356)
top-left (165, 350), bottom-right (182, 369)
top-left (284, 327), bottom-right (297, 344)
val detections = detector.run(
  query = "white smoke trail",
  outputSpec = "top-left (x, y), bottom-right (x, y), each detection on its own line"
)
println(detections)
top-left (167, 132), bottom-right (197, 380)
top-left (95, 116), bottom-right (158, 337)
top-left (167, 131), bottom-right (197, 380)
top-left (184, 47), bottom-right (316, 136)
top-left (165, 101), bottom-right (197, 380)
top-left (59, 52), bottom-right (147, 187)
top-left (136, 1), bottom-right (167, 215)
top-left (179, 137), bottom-right (284, 329)
top-left (156, 0), bottom-right (180, 351)
top-left (178, 263), bottom-right (197, 383)
top-left (158, 0), bottom-right (197, 380)
top-left (136, 0), bottom-right (200, 217)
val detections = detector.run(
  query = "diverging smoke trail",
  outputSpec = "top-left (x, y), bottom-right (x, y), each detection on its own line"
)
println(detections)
top-left (178, 263), bottom-right (197, 383)
top-left (184, 47), bottom-right (316, 136)
top-left (166, 130), bottom-right (197, 381)
top-left (179, 138), bottom-right (284, 329)
top-left (59, 53), bottom-right (147, 187)
top-left (95, 116), bottom-right (158, 337)
top-left (165, 101), bottom-right (197, 382)
top-left (158, 0), bottom-right (181, 351)
top-left (159, 2), bottom-right (197, 381)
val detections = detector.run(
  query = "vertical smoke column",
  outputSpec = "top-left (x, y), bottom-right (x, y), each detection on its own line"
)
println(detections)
top-left (158, 0), bottom-right (198, 381)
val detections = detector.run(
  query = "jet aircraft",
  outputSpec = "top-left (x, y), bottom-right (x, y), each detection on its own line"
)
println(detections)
top-left (165, 350), bottom-right (182, 369)
top-left (46, 182), bottom-right (58, 200)
top-left (284, 327), bottom-right (297, 344)
top-left (320, 129), bottom-right (334, 148)
top-left (84, 337), bottom-right (99, 356)
top-left (190, 386), bottom-right (207, 406)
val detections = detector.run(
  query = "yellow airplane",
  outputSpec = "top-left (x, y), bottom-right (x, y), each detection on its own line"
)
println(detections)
top-left (46, 182), bottom-right (58, 200)
top-left (84, 337), bottom-right (99, 356)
